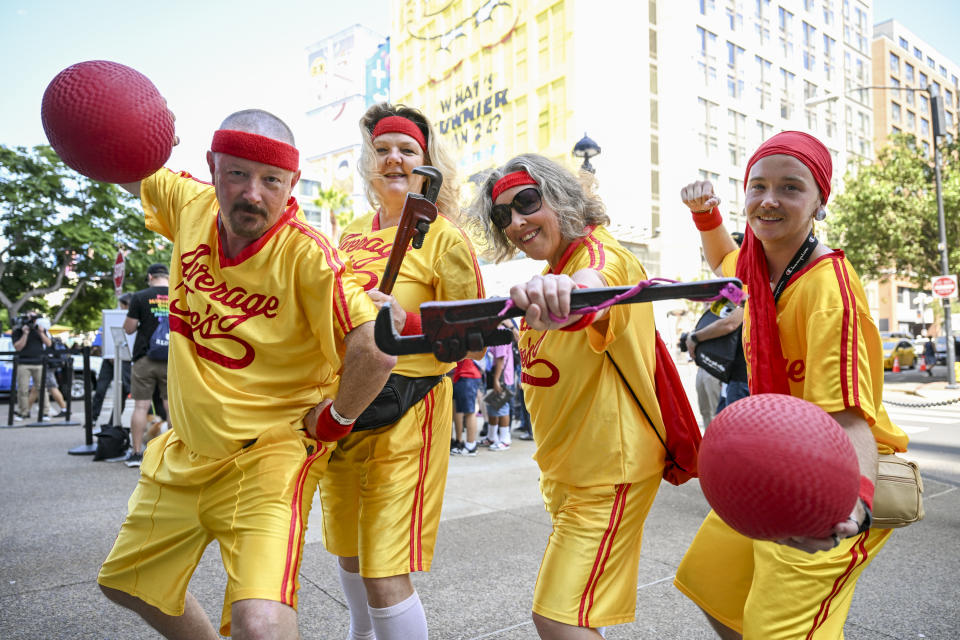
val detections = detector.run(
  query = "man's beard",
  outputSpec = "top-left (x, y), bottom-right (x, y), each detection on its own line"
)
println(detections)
top-left (224, 201), bottom-right (270, 238)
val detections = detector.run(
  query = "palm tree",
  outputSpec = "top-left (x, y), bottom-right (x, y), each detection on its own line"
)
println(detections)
top-left (314, 186), bottom-right (354, 242)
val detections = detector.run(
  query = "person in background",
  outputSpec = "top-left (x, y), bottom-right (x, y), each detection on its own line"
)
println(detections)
top-left (923, 337), bottom-right (936, 377)
top-left (122, 263), bottom-right (170, 468)
top-left (11, 311), bottom-right (55, 421)
top-left (483, 319), bottom-right (517, 451)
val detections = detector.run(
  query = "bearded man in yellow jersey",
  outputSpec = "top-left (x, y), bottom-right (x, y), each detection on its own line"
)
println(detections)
top-left (96, 109), bottom-right (397, 640)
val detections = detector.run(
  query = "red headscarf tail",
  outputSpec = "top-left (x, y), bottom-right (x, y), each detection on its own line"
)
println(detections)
top-left (743, 130), bottom-right (832, 204)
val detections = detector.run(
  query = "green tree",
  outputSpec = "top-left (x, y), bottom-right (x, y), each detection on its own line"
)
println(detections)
top-left (829, 134), bottom-right (960, 287)
top-left (314, 186), bottom-right (354, 240)
top-left (0, 144), bottom-right (171, 332)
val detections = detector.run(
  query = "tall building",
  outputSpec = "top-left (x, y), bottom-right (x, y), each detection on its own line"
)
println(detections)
top-left (869, 19), bottom-right (960, 335)
top-left (302, 25), bottom-right (389, 237)
top-left (666, 0), bottom-right (875, 279)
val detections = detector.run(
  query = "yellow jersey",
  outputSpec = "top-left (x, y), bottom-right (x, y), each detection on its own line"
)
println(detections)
top-left (519, 226), bottom-right (666, 486)
top-left (338, 210), bottom-right (485, 377)
top-left (722, 249), bottom-right (908, 452)
top-left (140, 169), bottom-right (378, 460)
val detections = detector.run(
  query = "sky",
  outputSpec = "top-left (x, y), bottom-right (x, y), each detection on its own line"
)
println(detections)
top-left (1, 1), bottom-right (959, 179)
top-left (0, 0), bottom-right (390, 177)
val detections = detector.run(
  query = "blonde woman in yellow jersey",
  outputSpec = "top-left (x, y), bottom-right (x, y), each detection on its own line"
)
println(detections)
top-left (97, 109), bottom-right (396, 639)
top-left (318, 103), bottom-right (484, 640)
top-left (466, 153), bottom-right (671, 639)
top-left (676, 131), bottom-right (909, 639)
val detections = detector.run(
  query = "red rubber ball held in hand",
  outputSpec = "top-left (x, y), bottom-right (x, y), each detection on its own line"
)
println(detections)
top-left (698, 394), bottom-right (860, 540)
top-left (41, 60), bottom-right (175, 183)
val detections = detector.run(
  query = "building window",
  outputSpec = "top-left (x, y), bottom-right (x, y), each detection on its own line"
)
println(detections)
top-left (697, 27), bottom-right (719, 85)
top-left (726, 0), bottom-right (743, 30)
top-left (907, 111), bottom-right (916, 129)
top-left (906, 90), bottom-right (914, 106)
top-left (905, 63), bottom-right (914, 84)
top-left (889, 52), bottom-right (899, 73)
top-left (921, 118), bottom-right (930, 135)
top-left (822, 34), bottom-right (835, 80)
top-left (779, 67), bottom-right (795, 119)
top-left (892, 125), bottom-right (901, 135)
top-left (756, 119), bottom-right (774, 142)
top-left (728, 109), bottom-right (747, 164)
top-left (778, 7), bottom-right (793, 57)
top-left (899, 37), bottom-right (908, 49)
top-left (891, 102), bottom-right (901, 121)
top-left (699, 0), bottom-right (716, 14)
top-left (698, 97), bottom-right (719, 157)
top-left (822, 1), bottom-right (833, 25)
top-left (920, 72), bottom-right (928, 87)
top-left (921, 94), bottom-right (929, 115)
top-left (756, 55), bottom-right (773, 108)
top-left (914, 46), bottom-right (923, 60)
top-left (940, 64), bottom-right (948, 77)
top-left (927, 56), bottom-right (936, 70)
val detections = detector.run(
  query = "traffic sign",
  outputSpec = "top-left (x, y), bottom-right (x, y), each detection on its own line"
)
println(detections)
top-left (931, 275), bottom-right (957, 298)
top-left (113, 250), bottom-right (125, 296)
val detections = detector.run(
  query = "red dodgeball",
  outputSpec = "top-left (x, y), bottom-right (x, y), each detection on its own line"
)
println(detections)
top-left (41, 60), bottom-right (175, 183)
top-left (698, 394), bottom-right (860, 540)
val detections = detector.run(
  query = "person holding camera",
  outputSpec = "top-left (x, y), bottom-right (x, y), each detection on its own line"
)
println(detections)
top-left (11, 312), bottom-right (58, 420)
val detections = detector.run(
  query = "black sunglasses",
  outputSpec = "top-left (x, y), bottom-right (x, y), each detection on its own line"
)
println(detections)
top-left (490, 187), bottom-right (542, 230)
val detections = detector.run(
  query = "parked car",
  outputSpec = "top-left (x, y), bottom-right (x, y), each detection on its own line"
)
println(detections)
top-left (883, 340), bottom-right (916, 370)
top-left (0, 335), bottom-right (13, 400)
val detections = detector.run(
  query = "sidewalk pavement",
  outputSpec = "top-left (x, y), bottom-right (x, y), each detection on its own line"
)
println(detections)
top-left (1, 414), bottom-right (958, 638)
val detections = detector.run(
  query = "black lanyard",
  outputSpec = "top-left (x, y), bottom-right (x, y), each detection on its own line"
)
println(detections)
top-left (772, 231), bottom-right (818, 303)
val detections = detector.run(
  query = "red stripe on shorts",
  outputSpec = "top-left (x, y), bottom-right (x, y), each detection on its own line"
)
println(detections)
top-left (578, 482), bottom-right (631, 627)
top-left (805, 531), bottom-right (871, 639)
top-left (280, 443), bottom-right (328, 604)
top-left (409, 390), bottom-right (434, 572)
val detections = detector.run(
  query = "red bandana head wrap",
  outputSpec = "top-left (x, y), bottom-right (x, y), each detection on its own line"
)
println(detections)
top-left (736, 130), bottom-right (832, 395)
top-left (491, 170), bottom-right (538, 202)
top-left (371, 115), bottom-right (427, 152)
top-left (211, 130), bottom-right (299, 171)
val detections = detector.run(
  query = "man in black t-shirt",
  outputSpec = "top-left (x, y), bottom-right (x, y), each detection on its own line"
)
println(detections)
top-left (12, 311), bottom-right (54, 419)
top-left (122, 263), bottom-right (170, 467)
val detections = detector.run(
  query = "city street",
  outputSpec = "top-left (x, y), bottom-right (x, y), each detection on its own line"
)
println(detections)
top-left (0, 361), bottom-right (958, 638)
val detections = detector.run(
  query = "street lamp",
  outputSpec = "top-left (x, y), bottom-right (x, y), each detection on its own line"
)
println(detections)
top-left (806, 85), bottom-right (957, 387)
top-left (572, 133), bottom-right (601, 173)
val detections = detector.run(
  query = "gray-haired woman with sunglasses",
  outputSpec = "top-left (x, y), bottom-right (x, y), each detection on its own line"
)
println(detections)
top-left (465, 153), bottom-right (670, 640)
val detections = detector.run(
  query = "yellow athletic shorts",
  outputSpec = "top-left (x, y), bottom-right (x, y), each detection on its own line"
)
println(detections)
top-left (97, 423), bottom-right (330, 636)
top-left (674, 510), bottom-right (893, 639)
top-left (319, 378), bottom-right (452, 577)
top-left (533, 470), bottom-right (662, 628)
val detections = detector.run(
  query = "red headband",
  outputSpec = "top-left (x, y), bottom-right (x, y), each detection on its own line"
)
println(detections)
top-left (491, 170), bottom-right (538, 202)
top-left (371, 116), bottom-right (427, 151)
top-left (211, 130), bottom-right (299, 172)
top-left (743, 130), bottom-right (832, 203)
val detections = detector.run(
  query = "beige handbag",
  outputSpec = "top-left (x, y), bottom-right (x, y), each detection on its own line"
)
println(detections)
top-left (872, 453), bottom-right (924, 529)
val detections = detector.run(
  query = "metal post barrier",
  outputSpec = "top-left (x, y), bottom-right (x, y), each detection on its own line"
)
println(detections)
top-left (3, 352), bottom-right (16, 427)
top-left (68, 346), bottom-right (97, 455)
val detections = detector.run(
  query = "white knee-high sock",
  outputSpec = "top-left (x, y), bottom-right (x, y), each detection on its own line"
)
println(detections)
top-left (499, 425), bottom-right (511, 444)
top-left (368, 590), bottom-right (427, 640)
top-left (338, 565), bottom-right (376, 640)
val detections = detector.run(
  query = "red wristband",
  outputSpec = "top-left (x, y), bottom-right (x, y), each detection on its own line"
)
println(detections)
top-left (401, 311), bottom-right (422, 336)
top-left (692, 206), bottom-right (723, 231)
top-left (858, 475), bottom-right (875, 511)
top-left (314, 404), bottom-right (354, 441)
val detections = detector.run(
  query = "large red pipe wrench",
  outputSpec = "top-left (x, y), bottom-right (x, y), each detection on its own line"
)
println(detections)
top-left (374, 278), bottom-right (743, 362)
top-left (377, 165), bottom-right (443, 295)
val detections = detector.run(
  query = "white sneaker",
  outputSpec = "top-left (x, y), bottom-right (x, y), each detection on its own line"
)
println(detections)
top-left (488, 441), bottom-right (510, 451)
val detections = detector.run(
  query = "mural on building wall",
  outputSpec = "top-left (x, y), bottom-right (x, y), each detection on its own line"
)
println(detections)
top-left (401, 0), bottom-right (518, 83)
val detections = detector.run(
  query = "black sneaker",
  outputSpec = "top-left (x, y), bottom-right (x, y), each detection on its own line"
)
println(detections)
top-left (455, 444), bottom-right (479, 457)
top-left (124, 452), bottom-right (143, 468)
top-left (52, 410), bottom-right (68, 418)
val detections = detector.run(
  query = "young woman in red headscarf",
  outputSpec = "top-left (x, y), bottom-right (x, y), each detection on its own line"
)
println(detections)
top-left (674, 131), bottom-right (909, 639)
